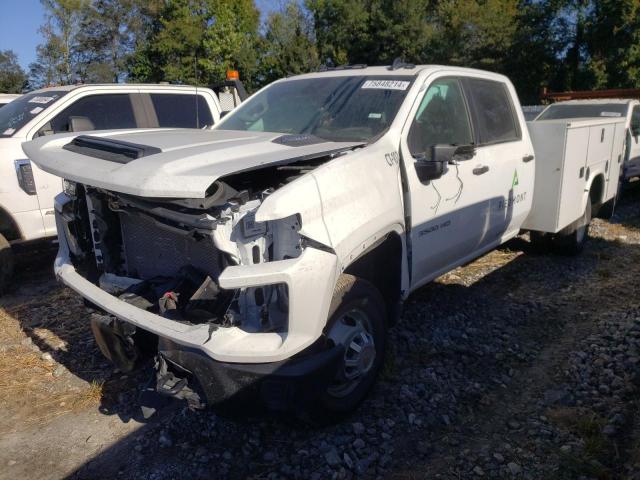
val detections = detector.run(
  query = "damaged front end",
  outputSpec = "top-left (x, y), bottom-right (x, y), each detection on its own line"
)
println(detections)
top-left (54, 162), bottom-right (340, 410)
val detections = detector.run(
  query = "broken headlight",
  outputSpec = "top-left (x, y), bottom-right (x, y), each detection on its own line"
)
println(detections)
top-left (228, 284), bottom-right (289, 333)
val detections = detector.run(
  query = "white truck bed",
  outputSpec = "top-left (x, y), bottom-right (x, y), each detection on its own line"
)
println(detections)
top-left (523, 117), bottom-right (626, 233)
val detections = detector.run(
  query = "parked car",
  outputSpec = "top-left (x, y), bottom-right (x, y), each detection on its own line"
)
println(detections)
top-left (536, 99), bottom-right (640, 183)
top-left (0, 93), bottom-right (21, 108)
top-left (0, 83), bottom-right (228, 293)
top-left (22, 65), bottom-right (624, 418)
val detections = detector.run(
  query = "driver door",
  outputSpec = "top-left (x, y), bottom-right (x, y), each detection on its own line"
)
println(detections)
top-left (401, 76), bottom-right (495, 286)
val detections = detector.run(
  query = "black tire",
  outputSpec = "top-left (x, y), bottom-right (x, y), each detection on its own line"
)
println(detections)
top-left (307, 274), bottom-right (387, 421)
top-left (554, 200), bottom-right (592, 255)
top-left (0, 233), bottom-right (14, 295)
top-left (529, 231), bottom-right (552, 253)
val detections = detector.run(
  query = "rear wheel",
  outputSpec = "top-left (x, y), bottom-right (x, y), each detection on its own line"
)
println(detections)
top-left (599, 173), bottom-right (623, 219)
top-left (0, 233), bottom-right (14, 295)
top-left (554, 200), bottom-right (592, 255)
top-left (311, 274), bottom-right (387, 419)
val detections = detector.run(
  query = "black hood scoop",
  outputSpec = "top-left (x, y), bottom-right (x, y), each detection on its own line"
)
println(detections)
top-left (63, 135), bottom-right (162, 164)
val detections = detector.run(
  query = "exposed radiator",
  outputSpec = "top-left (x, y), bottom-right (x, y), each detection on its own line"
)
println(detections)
top-left (119, 212), bottom-right (222, 280)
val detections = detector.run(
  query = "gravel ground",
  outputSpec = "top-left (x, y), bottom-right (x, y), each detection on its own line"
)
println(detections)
top-left (1, 184), bottom-right (640, 480)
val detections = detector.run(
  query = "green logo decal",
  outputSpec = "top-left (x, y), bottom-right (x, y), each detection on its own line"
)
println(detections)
top-left (512, 169), bottom-right (519, 188)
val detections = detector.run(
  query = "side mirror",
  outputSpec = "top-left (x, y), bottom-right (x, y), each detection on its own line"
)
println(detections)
top-left (632, 126), bottom-right (640, 137)
top-left (414, 144), bottom-right (476, 182)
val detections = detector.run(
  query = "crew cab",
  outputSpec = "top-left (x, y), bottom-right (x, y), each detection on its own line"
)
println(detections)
top-left (22, 66), bottom-right (622, 417)
top-left (0, 83), bottom-right (224, 292)
top-left (536, 99), bottom-right (640, 182)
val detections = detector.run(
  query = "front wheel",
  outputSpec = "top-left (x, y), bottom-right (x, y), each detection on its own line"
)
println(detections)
top-left (312, 274), bottom-right (387, 419)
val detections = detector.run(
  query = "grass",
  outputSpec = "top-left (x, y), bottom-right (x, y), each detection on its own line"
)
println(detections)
top-left (547, 407), bottom-right (615, 480)
top-left (0, 292), bottom-right (105, 433)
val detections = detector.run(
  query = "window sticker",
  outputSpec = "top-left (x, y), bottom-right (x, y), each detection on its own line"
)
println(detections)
top-left (362, 80), bottom-right (410, 91)
top-left (368, 112), bottom-right (382, 119)
top-left (30, 107), bottom-right (44, 115)
top-left (28, 96), bottom-right (56, 105)
top-left (3, 128), bottom-right (16, 135)
top-left (600, 111), bottom-right (622, 117)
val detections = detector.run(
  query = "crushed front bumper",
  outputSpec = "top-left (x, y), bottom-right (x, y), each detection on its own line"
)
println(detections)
top-left (53, 193), bottom-right (339, 364)
top-left (158, 338), bottom-right (344, 410)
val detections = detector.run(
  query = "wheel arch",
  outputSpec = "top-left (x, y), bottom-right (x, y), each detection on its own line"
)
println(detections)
top-left (343, 231), bottom-right (404, 324)
top-left (588, 173), bottom-right (606, 206)
top-left (0, 204), bottom-right (22, 242)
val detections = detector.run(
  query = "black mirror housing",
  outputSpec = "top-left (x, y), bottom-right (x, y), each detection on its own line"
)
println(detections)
top-left (414, 144), bottom-right (476, 182)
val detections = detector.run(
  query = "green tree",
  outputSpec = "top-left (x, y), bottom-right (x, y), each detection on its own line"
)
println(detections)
top-left (74, 0), bottom-right (149, 82)
top-left (0, 50), bottom-right (27, 93)
top-left (306, 0), bottom-right (436, 66)
top-left (584, 0), bottom-right (640, 88)
top-left (129, 0), bottom-right (260, 88)
top-left (29, 0), bottom-right (87, 87)
top-left (258, 1), bottom-right (320, 84)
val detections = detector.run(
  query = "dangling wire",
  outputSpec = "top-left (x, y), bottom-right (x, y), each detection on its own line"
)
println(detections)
top-left (445, 162), bottom-right (464, 204)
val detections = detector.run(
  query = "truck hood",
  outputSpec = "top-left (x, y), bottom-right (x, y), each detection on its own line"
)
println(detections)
top-left (22, 128), bottom-right (362, 198)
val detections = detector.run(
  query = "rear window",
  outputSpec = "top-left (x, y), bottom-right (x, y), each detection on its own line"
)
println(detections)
top-left (465, 78), bottom-right (520, 144)
top-left (150, 94), bottom-right (214, 128)
top-left (0, 91), bottom-right (68, 137)
top-left (538, 103), bottom-right (628, 120)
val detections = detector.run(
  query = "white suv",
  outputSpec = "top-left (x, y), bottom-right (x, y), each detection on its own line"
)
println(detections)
top-left (0, 84), bottom-right (223, 292)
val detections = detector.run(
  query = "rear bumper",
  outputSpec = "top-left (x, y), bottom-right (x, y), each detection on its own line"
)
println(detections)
top-left (159, 338), bottom-right (344, 410)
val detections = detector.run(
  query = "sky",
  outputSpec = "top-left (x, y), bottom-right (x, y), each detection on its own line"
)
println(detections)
top-left (0, 0), bottom-right (46, 69)
top-left (0, 0), bottom-right (281, 71)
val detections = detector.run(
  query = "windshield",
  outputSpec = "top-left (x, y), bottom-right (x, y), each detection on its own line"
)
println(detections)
top-left (217, 76), bottom-right (414, 142)
top-left (0, 90), bottom-right (68, 137)
top-left (537, 103), bottom-right (628, 120)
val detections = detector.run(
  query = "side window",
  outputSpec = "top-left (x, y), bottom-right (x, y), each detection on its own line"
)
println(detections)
top-left (464, 78), bottom-right (520, 144)
top-left (407, 78), bottom-right (473, 157)
top-left (49, 94), bottom-right (136, 133)
top-left (150, 94), bottom-right (214, 128)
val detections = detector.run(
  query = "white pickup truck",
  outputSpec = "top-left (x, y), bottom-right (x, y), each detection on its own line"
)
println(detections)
top-left (0, 84), bottom-right (228, 293)
top-left (22, 65), bottom-right (626, 418)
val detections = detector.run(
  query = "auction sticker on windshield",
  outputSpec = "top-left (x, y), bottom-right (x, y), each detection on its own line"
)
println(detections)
top-left (362, 80), bottom-right (410, 90)
top-left (28, 96), bottom-right (57, 104)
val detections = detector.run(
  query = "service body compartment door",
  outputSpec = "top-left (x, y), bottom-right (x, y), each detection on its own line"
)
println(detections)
top-left (524, 121), bottom-right (588, 233)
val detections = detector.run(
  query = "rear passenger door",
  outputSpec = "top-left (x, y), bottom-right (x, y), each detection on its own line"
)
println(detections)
top-left (462, 77), bottom-right (534, 243)
top-left (143, 93), bottom-right (214, 129)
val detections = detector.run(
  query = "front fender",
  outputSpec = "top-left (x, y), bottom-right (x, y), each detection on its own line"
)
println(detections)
top-left (256, 140), bottom-right (406, 268)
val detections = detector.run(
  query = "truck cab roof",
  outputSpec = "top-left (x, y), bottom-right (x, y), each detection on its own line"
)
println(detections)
top-left (284, 64), bottom-right (512, 82)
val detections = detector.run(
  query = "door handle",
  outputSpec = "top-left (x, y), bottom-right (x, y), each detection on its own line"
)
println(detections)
top-left (473, 165), bottom-right (489, 175)
top-left (522, 154), bottom-right (534, 163)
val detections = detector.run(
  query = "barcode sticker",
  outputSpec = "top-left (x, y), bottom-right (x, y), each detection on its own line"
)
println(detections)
top-left (362, 80), bottom-right (410, 90)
